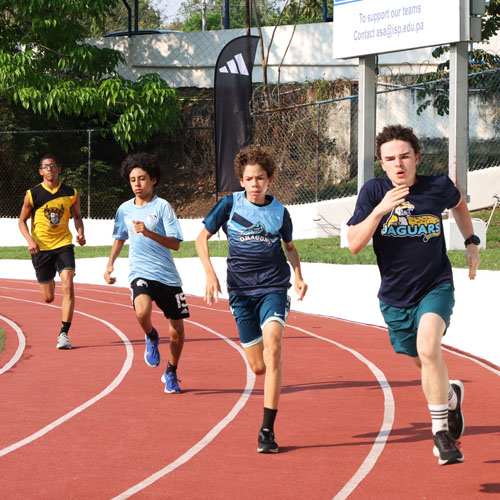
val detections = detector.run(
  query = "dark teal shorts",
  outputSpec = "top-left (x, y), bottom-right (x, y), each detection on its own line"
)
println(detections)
top-left (379, 283), bottom-right (455, 357)
top-left (229, 292), bottom-right (290, 348)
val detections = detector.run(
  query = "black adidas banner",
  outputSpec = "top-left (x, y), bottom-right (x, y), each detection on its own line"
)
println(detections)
top-left (214, 35), bottom-right (260, 192)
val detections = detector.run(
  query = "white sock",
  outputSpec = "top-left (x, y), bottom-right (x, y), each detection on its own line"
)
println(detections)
top-left (429, 404), bottom-right (449, 434)
top-left (448, 383), bottom-right (458, 410)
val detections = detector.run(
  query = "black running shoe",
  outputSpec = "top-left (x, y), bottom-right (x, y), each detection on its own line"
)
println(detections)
top-left (432, 430), bottom-right (464, 465)
top-left (258, 428), bottom-right (279, 454)
top-left (448, 380), bottom-right (465, 440)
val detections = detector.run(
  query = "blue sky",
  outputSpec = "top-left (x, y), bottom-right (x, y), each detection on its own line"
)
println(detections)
top-left (156, 0), bottom-right (183, 21)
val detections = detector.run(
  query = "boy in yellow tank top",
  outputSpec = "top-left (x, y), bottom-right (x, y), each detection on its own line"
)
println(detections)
top-left (18, 154), bottom-right (86, 349)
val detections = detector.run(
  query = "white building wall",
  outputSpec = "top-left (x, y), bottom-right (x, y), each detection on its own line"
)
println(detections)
top-left (92, 23), bottom-right (500, 89)
top-left (92, 24), bottom-right (500, 142)
top-left (92, 23), bottom-right (449, 88)
top-left (377, 87), bottom-right (498, 140)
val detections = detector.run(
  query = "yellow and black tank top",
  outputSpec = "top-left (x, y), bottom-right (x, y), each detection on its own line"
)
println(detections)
top-left (28, 183), bottom-right (77, 251)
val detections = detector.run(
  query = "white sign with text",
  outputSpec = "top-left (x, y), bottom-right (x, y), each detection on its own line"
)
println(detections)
top-left (333, 0), bottom-right (465, 59)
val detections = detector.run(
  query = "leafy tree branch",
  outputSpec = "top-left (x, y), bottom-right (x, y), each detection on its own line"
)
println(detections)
top-left (0, 0), bottom-right (180, 150)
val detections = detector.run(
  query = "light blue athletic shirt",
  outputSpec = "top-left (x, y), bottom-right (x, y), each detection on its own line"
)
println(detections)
top-left (112, 195), bottom-right (183, 286)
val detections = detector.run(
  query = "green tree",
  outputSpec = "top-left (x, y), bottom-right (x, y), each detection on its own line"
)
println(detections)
top-left (177, 0), bottom-right (284, 31)
top-left (86, 0), bottom-right (165, 37)
top-left (0, 0), bottom-right (180, 151)
top-left (416, 1), bottom-right (500, 116)
top-left (280, 0), bottom-right (325, 25)
top-left (182, 12), bottom-right (222, 32)
top-left (252, 0), bottom-right (325, 103)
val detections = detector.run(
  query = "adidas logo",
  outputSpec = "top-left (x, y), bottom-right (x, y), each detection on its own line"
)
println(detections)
top-left (219, 53), bottom-right (250, 75)
top-left (136, 279), bottom-right (148, 287)
top-left (181, 308), bottom-right (189, 314)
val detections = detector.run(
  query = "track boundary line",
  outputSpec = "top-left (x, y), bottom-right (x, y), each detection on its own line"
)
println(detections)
top-left (287, 324), bottom-right (395, 500)
top-left (112, 319), bottom-right (256, 499)
top-left (442, 344), bottom-right (500, 375)
top-left (0, 313), bottom-right (26, 374)
top-left (0, 296), bottom-right (133, 458)
top-left (3, 281), bottom-right (499, 498)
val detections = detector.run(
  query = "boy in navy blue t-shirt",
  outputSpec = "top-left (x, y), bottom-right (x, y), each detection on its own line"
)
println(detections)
top-left (196, 146), bottom-right (307, 454)
top-left (347, 125), bottom-right (480, 465)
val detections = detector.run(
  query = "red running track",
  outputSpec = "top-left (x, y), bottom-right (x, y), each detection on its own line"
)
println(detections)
top-left (0, 278), bottom-right (499, 499)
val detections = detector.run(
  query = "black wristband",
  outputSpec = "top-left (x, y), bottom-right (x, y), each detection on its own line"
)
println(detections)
top-left (464, 235), bottom-right (480, 247)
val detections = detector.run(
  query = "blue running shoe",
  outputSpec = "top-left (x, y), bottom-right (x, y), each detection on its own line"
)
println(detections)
top-left (161, 371), bottom-right (181, 393)
top-left (144, 329), bottom-right (160, 367)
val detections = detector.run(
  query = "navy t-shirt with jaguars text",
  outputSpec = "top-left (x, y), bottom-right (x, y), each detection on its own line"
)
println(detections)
top-left (347, 175), bottom-right (461, 307)
top-left (203, 191), bottom-right (293, 296)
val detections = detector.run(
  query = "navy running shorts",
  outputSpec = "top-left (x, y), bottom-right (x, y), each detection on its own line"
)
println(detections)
top-left (229, 291), bottom-right (291, 348)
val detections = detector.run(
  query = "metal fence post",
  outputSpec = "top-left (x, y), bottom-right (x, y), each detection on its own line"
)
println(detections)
top-left (87, 129), bottom-right (92, 219)
top-left (357, 55), bottom-right (377, 192)
top-left (449, 42), bottom-right (469, 198)
top-left (316, 103), bottom-right (320, 202)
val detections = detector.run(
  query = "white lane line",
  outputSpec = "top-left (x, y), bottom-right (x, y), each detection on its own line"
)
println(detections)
top-left (0, 284), bottom-right (228, 314)
top-left (442, 346), bottom-right (500, 376)
top-left (0, 315), bottom-right (26, 374)
top-left (7, 283), bottom-right (498, 498)
top-left (112, 319), bottom-right (256, 500)
top-left (74, 290), bottom-right (391, 499)
top-left (0, 296), bottom-right (133, 458)
top-left (286, 325), bottom-right (395, 500)
top-left (1, 285), bottom-right (255, 497)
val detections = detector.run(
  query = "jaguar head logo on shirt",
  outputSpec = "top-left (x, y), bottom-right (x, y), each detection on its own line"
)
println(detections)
top-left (44, 205), bottom-right (65, 228)
top-left (382, 201), bottom-right (441, 242)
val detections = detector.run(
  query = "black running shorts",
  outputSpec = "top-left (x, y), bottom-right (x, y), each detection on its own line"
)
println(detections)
top-left (31, 244), bottom-right (75, 284)
top-left (131, 277), bottom-right (190, 320)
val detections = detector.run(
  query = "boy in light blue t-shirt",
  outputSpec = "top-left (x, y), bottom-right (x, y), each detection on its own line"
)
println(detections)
top-left (104, 153), bottom-right (189, 394)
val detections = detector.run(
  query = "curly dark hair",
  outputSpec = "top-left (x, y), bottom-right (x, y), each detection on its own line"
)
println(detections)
top-left (120, 153), bottom-right (161, 182)
top-left (234, 146), bottom-right (276, 179)
top-left (376, 125), bottom-right (421, 160)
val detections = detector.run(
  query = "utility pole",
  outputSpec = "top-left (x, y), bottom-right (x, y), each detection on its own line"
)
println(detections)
top-left (202, 0), bottom-right (207, 31)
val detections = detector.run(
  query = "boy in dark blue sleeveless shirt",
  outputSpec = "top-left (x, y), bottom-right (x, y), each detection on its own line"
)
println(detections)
top-left (348, 125), bottom-right (480, 465)
top-left (196, 146), bottom-right (307, 453)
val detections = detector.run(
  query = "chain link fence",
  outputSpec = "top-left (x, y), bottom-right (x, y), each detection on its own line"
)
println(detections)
top-left (253, 68), bottom-right (500, 204)
top-left (1, 70), bottom-right (499, 219)
top-left (0, 129), bottom-right (127, 219)
top-left (252, 95), bottom-right (358, 204)
top-left (0, 124), bottom-right (216, 220)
